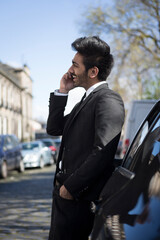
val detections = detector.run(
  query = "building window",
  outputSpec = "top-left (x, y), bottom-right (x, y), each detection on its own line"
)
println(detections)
top-left (18, 118), bottom-right (22, 140)
top-left (3, 117), bottom-right (7, 134)
top-left (7, 86), bottom-right (11, 109)
top-left (3, 84), bottom-right (7, 107)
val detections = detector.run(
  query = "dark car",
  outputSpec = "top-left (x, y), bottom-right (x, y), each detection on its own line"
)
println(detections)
top-left (0, 134), bottom-right (24, 179)
top-left (41, 138), bottom-right (58, 163)
top-left (91, 99), bottom-right (160, 240)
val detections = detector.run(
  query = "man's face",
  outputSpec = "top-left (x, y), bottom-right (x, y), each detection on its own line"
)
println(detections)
top-left (68, 53), bottom-right (89, 89)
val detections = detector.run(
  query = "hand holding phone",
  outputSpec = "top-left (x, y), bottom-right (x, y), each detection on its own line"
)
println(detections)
top-left (59, 72), bottom-right (74, 94)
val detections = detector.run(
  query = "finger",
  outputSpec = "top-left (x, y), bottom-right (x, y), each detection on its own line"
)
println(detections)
top-left (67, 72), bottom-right (72, 79)
top-left (62, 73), bottom-right (68, 81)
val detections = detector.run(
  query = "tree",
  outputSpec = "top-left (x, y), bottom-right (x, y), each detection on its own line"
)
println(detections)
top-left (80, 0), bottom-right (160, 100)
top-left (143, 76), bottom-right (160, 99)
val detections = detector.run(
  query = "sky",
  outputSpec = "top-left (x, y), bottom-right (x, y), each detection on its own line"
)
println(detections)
top-left (0, 0), bottom-right (109, 122)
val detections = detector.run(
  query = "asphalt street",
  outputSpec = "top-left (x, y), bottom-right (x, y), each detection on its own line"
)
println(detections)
top-left (0, 165), bottom-right (56, 240)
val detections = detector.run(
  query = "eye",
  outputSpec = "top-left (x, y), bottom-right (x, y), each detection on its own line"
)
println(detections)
top-left (72, 61), bottom-right (79, 68)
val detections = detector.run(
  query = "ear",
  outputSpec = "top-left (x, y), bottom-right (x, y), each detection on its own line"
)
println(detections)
top-left (88, 66), bottom-right (99, 79)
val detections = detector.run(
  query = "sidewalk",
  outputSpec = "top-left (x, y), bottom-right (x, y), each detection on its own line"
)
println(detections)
top-left (0, 166), bottom-right (55, 240)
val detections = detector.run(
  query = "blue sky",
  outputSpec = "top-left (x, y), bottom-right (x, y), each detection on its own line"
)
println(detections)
top-left (0, 0), bottom-right (108, 121)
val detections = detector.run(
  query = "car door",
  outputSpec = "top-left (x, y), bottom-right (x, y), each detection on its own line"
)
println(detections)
top-left (3, 136), bottom-right (15, 170)
top-left (121, 107), bottom-right (160, 240)
top-left (91, 100), bottom-right (160, 240)
top-left (10, 135), bottom-right (21, 168)
top-left (41, 142), bottom-right (51, 165)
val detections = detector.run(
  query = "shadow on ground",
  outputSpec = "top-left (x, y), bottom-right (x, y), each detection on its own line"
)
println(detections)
top-left (0, 166), bottom-right (55, 240)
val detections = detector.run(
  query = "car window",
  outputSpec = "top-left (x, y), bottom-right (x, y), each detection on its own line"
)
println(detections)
top-left (43, 141), bottom-right (51, 147)
top-left (22, 143), bottom-right (39, 150)
top-left (123, 113), bottom-right (160, 172)
top-left (40, 142), bottom-right (45, 147)
top-left (123, 121), bottom-right (149, 169)
top-left (4, 136), bottom-right (13, 150)
top-left (10, 135), bottom-right (19, 147)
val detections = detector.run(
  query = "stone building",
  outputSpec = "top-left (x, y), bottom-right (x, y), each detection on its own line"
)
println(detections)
top-left (0, 62), bottom-right (33, 142)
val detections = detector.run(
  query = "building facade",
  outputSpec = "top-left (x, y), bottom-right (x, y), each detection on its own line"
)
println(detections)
top-left (0, 62), bottom-right (33, 142)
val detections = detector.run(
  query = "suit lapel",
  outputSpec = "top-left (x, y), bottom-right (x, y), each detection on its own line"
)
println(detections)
top-left (62, 93), bottom-right (90, 136)
top-left (63, 83), bottom-right (108, 137)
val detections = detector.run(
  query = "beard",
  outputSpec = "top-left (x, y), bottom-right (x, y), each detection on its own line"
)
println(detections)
top-left (73, 71), bottom-right (88, 88)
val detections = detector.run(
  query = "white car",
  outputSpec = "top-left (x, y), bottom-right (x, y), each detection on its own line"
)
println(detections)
top-left (21, 140), bottom-right (53, 169)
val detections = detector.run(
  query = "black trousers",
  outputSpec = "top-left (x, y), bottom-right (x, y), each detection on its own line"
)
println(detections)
top-left (48, 186), bottom-right (95, 240)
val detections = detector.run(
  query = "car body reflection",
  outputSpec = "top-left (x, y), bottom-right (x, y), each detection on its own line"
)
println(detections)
top-left (91, 100), bottom-right (160, 240)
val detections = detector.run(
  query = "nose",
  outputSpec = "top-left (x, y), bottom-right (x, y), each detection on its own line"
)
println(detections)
top-left (68, 65), bottom-right (74, 73)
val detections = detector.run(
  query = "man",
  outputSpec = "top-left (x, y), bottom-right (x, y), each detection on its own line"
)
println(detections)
top-left (47, 36), bottom-right (125, 240)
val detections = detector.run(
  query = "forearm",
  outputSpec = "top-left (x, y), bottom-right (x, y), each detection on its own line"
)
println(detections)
top-left (64, 134), bottom-right (120, 199)
top-left (46, 92), bottom-right (68, 135)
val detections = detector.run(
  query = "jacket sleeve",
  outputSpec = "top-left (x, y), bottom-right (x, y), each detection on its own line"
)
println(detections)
top-left (46, 93), bottom-right (68, 136)
top-left (64, 92), bottom-right (125, 199)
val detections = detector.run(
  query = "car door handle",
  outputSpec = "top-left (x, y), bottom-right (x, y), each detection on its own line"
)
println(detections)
top-left (117, 166), bottom-right (135, 179)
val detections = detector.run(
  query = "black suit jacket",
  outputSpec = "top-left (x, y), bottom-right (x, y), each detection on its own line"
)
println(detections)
top-left (47, 83), bottom-right (125, 201)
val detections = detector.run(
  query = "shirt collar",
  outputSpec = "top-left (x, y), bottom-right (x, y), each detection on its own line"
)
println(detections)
top-left (86, 81), bottom-right (106, 98)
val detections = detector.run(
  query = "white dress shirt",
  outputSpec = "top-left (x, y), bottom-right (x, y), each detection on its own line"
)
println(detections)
top-left (85, 81), bottom-right (106, 99)
top-left (54, 81), bottom-right (106, 99)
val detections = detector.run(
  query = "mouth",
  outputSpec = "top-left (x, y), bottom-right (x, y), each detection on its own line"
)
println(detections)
top-left (71, 74), bottom-right (77, 81)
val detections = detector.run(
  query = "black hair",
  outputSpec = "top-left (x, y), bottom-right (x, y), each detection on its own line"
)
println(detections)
top-left (71, 36), bottom-right (114, 81)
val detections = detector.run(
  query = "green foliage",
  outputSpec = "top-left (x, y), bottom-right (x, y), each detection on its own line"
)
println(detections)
top-left (80, 0), bottom-right (160, 101)
top-left (143, 76), bottom-right (160, 100)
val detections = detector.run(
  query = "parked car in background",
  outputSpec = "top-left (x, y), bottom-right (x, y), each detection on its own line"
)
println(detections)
top-left (91, 99), bottom-right (160, 240)
top-left (52, 137), bottom-right (61, 153)
top-left (0, 134), bottom-right (24, 179)
top-left (122, 99), bottom-right (157, 157)
top-left (21, 140), bottom-right (53, 169)
top-left (115, 139), bottom-right (123, 159)
top-left (41, 138), bottom-right (58, 163)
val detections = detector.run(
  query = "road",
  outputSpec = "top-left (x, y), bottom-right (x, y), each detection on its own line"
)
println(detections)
top-left (0, 165), bottom-right (56, 240)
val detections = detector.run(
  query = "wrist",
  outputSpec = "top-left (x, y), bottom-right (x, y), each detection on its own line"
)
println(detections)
top-left (59, 88), bottom-right (69, 94)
